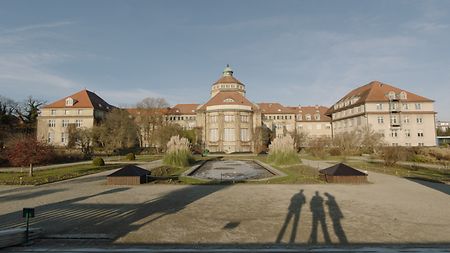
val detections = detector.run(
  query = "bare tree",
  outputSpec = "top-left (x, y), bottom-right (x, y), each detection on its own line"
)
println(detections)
top-left (16, 96), bottom-right (45, 133)
top-left (68, 125), bottom-right (94, 159)
top-left (95, 109), bottom-right (139, 154)
top-left (135, 97), bottom-right (170, 150)
top-left (291, 131), bottom-right (309, 152)
top-left (356, 125), bottom-right (384, 154)
top-left (307, 136), bottom-right (332, 158)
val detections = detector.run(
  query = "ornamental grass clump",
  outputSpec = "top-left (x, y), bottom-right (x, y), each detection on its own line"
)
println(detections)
top-left (163, 135), bottom-right (193, 167)
top-left (267, 135), bottom-right (300, 166)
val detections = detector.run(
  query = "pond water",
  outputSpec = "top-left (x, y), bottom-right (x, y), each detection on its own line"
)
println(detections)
top-left (189, 160), bottom-right (275, 181)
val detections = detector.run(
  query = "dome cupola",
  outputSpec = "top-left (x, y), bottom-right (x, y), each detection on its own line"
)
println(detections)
top-left (211, 64), bottom-right (246, 97)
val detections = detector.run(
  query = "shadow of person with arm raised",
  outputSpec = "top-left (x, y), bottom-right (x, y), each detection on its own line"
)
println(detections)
top-left (308, 191), bottom-right (331, 244)
top-left (324, 192), bottom-right (348, 244)
top-left (276, 189), bottom-right (306, 243)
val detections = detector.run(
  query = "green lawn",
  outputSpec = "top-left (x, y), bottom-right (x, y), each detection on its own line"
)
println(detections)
top-left (347, 161), bottom-right (450, 183)
top-left (0, 163), bottom-right (124, 185)
top-left (117, 154), bottom-right (163, 162)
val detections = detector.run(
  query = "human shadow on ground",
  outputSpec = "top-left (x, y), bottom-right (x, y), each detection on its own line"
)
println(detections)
top-left (277, 191), bottom-right (347, 244)
top-left (0, 185), bottom-right (228, 241)
top-left (275, 189), bottom-right (306, 243)
top-left (308, 191), bottom-right (331, 244)
top-left (324, 192), bottom-right (347, 244)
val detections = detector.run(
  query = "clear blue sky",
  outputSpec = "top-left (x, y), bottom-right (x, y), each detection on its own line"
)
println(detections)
top-left (1, 0), bottom-right (449, 120)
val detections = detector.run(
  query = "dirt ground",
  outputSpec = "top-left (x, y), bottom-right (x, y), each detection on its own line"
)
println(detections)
top-left (0, 164), bottom-right (449, 246)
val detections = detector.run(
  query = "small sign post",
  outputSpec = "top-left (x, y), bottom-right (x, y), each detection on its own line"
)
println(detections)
top-left (22, 208), bottom-right (35, 243)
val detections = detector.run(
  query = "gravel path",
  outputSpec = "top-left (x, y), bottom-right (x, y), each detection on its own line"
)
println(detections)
top-left (0, 160), bottom-right (449, 246)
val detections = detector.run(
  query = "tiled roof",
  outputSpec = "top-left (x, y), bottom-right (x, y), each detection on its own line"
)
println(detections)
top-left (213, 76), bottom-right (244, 85)
top-left (168, 104), bottom-right (199, 115)
top-left (258, 103), bottom-right (296, 114)
top-left (319, 163), bottom-right (367, 176)
top-left (43, 89), bottom-right (114, 111)
top-left (287, 105), bottom-right (331, 122)
top-left (327, 81), bottom-right (433, 114)
top-left (108, 165), bottom-right (150, 177)
top-left (199, 91), bottom-right (255, 110)
top-left (125, 108), bottom-right (169, 116)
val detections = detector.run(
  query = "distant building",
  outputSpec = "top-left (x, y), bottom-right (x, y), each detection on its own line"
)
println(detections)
top-left (437, 121), bottom-right (450, 133)
top-left (326, 81), bottom-right (436, 146)
top-left (37, 89), bottom-right (114, 146)
top-left (37, 66), bottom-right (437, 151)
top-left (160, 65), bottom-right (332, 153)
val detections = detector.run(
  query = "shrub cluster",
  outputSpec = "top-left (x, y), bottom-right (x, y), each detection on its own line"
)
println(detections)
top-left (163, 135), bottom-right (193, 167)
top-left (92, 157), bottom-right (105, 166)
top-left (126, 153), bottom-right (136, 161)
top-left (267, 135), bottom-right (300, 166)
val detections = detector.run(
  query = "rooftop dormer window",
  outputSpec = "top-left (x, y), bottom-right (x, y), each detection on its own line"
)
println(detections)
top-left (388, 91), bottom-right (396, 100)
top-left (65, 97), bottom-right (74, 106)
top-left (223, 98), bottom-right (235, 103)
top-left (399, 91), bottom-right (407, 100)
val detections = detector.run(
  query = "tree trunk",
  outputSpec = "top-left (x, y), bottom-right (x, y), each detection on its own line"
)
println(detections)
top-left (29, 163), bottom-right (33, 177)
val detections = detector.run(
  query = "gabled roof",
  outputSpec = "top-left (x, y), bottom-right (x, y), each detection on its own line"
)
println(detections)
top-left (125, 108), bottom-right (170, 116)
top-left (319, 163), bottom-right (367, 176)
top-left (199, 91), bottom-right (256, 110)
top-left (213, 75), bottom-right (244, 85)
top-left (327, 81), bottom-right (433, 114)
top-left (168, 104), bottom-right (200, 115)
top-left (287, 105), bottom-right (331, 122)
top-left (108, 165), bottom-right (150, 177)
top-left (43, 89), bottom-right (115, 111)
top-left (258, 103), bottom-right (295, 114)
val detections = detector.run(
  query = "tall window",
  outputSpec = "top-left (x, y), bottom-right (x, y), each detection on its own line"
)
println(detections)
top-left (209, 129), bottom-right (218, 142)
top-left (47, 132), bottom-right (54, 143)
top-left (240, 115), bottom-right (249, 122)
top-left (240, 128), bottom-right (250, 141)
top-left (377, 116), bottom-right (384, 124)
top-left (210, 115), bottom-right (217, 123)
top-left (48, 119), bottom-right (56, 127)
top-left (376, 103), bottom-right (383, 110)
top-left (405, 129), bottom-right (411, 137)
top-left (403, 116), bottom-right (409, 124)
top-left (75, 119), bottom-right (83, 127)
top-left (415, 103), bottom-right (422, 110)
top-left (61, 133), bottom-right (67, 143)
top-left (62, 120), bottom-right (69, 127)
top-left (416, 117), bottom-right (423, 124)
top-left (390, 115), bottom-right (398, 124)
top-left (51, 109), bottom-right (56, 115)
top-left (417, 130), bottom-right (424, 137)
top-left (224, 128), bottom-right (235, 141)
top-left (224, 115), bottom-right (234, 122)
top-left (403, 103), bottom-right (409, 110)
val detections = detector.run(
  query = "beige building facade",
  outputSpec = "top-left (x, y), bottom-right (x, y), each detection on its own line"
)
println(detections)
top-left (37, 67), bottom-right (437, 151)
top-left (37, 89), bottom-right (114, 146)
top-left (163, 66), bottom-right (332, 152)
top-left (326, 81), bottom-right (436, 146)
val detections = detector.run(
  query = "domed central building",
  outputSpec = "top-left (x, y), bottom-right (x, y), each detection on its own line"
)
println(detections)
top-left (196, 65), bottom-right (262, 153)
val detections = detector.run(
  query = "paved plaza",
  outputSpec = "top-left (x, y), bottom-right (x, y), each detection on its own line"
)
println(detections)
top-left (0, 161), bottom-right (449, 250)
